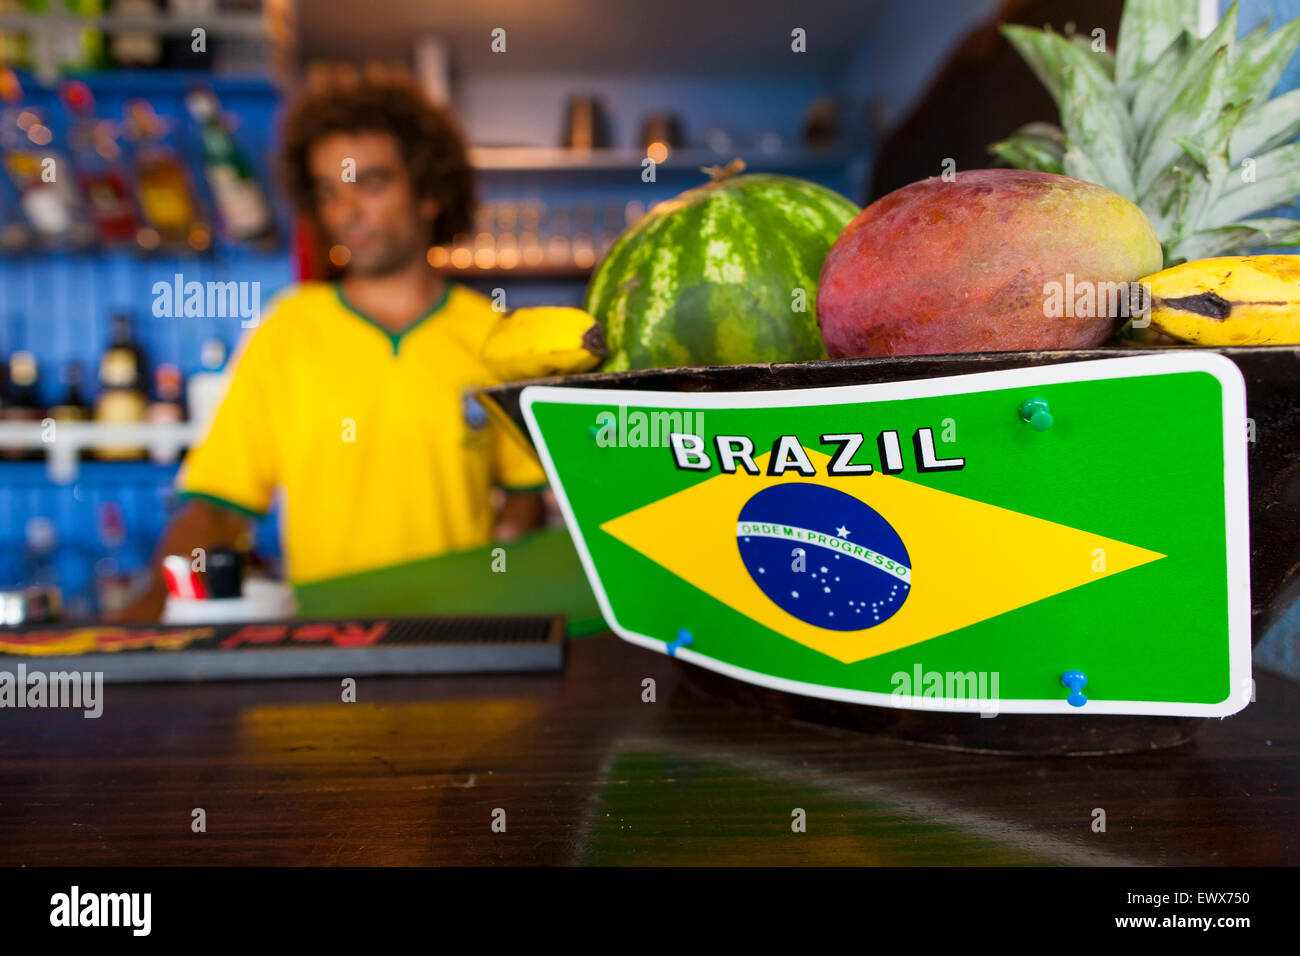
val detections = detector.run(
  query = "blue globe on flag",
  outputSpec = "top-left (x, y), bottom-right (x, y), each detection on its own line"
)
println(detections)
top-left (736, 483), bottom-right (911, 632)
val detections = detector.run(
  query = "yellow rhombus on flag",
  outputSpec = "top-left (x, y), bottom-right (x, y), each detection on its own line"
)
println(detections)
top-left (600, 448), bottom-right (1165, 664)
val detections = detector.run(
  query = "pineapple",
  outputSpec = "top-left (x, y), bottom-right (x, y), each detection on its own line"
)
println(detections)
top-left (991, 0), bottom-right (1300, 265)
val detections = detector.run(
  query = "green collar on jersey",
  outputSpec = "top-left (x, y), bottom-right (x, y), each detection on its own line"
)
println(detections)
top-left (334, 280), bottom-right (453, 355)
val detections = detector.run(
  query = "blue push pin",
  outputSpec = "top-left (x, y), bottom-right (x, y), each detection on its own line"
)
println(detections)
top-left (667, 629), bottom-right (694, 657)
top-left (1061, 670), bottom-right (1088, 707)
top-left (1019, 397), bottom-right (1053, 431)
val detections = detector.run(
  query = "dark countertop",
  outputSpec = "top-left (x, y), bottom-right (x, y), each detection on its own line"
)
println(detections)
top-left (1, 632), bottom-right (1296, 865)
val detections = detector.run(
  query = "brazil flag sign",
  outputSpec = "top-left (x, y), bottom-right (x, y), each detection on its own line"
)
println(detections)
top-left (520, 353), bottom-right (1252, 717)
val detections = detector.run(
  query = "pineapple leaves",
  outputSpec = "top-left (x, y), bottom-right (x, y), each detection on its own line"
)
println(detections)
top-left (1136, 44), bottom-right (1230, 197)
top-left (1069, 32), bottom-right (1116, 79)
top-left (1143, 163), bottom-right (1192, 246)
top-left (1172, 218), bottom-right (1300, 262)
top-left (996, 0), bottom-right (1300, 258)
top-left (1001, 25), bottom-right (1117, 113)
top-left (1136, 2), bottom-right (1238, 152)
top-left (1224, 140), bottom-right (1300, 194)
top-left (1207, 166), bottom-right (1300, 222)
top-left (1127, 30), bottom-right (1192, 128)
top-left (1115, 0), bottom-right (1200, 84)
top-left (1231, 88), bottom-right (1300, 164)
top-left (1223, 14), bottom-right (1300, 115)
top-left (1060, 65), bottom-right (1136, 196)
top-left (989, 122), bottom-right (1066, 174)
top-left (1178, 101), bottom-right (1250, 237)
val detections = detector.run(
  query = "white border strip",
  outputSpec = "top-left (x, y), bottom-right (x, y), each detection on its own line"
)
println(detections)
top-left (1198, 0), bottom-right (1221, 38)
top-left (522, 353), bottom-right (1252, 718)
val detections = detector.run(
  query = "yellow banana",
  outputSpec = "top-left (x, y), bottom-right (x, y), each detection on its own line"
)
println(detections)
top-left (1116, 320), bottom-right (1187, 347)
top-left (1138, 255), bottom-right (1300, 346)
top-left (481, 306), bottom-right (607, 381)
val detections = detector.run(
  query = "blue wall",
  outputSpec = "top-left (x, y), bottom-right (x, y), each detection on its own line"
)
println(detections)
top-left (1239, 0), bottom-right (1300, 230)
top-left (1236, 0), bottom-right (1300, 672)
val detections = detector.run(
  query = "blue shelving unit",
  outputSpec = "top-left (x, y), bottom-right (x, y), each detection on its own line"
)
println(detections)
top-left (0, 70), bottom-right (291, 610)
top-left (0, 69), bottom-right (293, 404)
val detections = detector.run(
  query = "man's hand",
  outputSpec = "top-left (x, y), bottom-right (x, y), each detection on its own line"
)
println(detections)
top-left (102, 500), bottom-right (251, 623)
top-left (494, 491), bottom-right (544, 541)
top-left (105, 586), bottom-right (168, 624)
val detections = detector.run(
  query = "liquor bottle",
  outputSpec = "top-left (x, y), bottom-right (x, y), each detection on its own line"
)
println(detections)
top-left (165, 0), bottom-right (218, 69)
top-left (21, 516), bottom-right (60, 592)
top-left (54, 539), bottom-right (95, 620)
top-left (145, 363), bottom-right (184, 463)
top-left (107, 0), bottom-right (163, 69)
top-left (1, 350), bottom-right (43, 459)
top-left (93, 501), bottom-right (133, 616)
top-left (3, 350), bottom-right (41, 408)
top-left (0, 2), bottom-right (31, 73)
top-left (52, 0), bottom-right (108, 73)
top-left (94, 313), bottom-right (148, 460)
top-left (185, 88), bottom-right (276, 245)
top-left (186, 336), bottom-right (227, 431)
top-left (48, 360), bottom-right (91, 421)
top-left (124, 99), bottom-right (205, 250)
top-left (0, 69), bottom-right (30, 250)
top-left (0, 71), bottom-right (94, 248)
top-left (0, 174), bottom-right (30, 250)
top-left (61, 81), bottom-right (139, 245)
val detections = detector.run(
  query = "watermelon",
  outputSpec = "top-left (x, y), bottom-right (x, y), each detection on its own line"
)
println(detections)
top-left (584, 167), bottom-right (859, 370)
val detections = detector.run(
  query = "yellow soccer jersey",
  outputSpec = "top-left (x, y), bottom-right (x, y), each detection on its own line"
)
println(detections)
top-left (175, 280), bottom-right (547, 584)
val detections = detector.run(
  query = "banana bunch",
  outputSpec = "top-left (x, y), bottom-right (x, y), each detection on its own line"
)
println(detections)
top-left (481, 306), bottom-right (608, 382)
top-left (1134, 255), bottom-right (1300, 346)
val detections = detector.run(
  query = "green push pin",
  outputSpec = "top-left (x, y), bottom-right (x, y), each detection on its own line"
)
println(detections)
top-left (1019, 397), bottom-right (1053, 431)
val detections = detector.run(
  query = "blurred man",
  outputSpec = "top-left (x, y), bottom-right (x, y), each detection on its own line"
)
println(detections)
top-left (116, 75), bottom-right (545, 620)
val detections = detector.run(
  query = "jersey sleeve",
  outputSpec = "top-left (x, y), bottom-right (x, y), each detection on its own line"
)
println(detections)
top-left (492, 417), bottom-right (548, 492)
top-left (174, 322), bottom-right (280, 518)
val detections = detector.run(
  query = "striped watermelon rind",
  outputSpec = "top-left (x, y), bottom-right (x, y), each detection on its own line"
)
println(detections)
top-left (584, 173), bottom-right (859, 369)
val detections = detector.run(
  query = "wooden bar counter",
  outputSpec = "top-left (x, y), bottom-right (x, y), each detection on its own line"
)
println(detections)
top-left (1, 628), bottom-right (1296, 865)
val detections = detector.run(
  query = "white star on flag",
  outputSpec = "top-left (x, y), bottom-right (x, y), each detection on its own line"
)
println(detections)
top-left (836, 525), bottom-right (851, 538)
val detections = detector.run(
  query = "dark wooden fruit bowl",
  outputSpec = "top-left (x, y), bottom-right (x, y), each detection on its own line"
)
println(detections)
top-left (480, 345), bottom-right (1300, 755)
